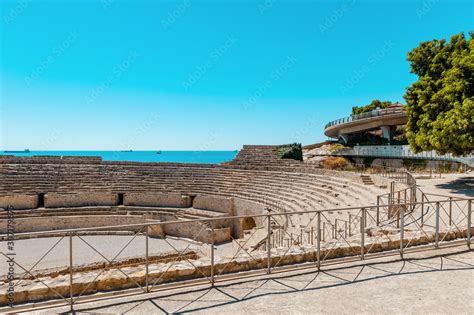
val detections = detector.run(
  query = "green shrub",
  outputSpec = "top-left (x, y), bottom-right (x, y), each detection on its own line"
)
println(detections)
top-left (352, 100), bottom-right (393, 115)
top-left (274, 143), bottom-right (303, 161)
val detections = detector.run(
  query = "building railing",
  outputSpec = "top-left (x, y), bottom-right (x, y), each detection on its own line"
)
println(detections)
top-left (332, 145), bottom-right (474, 167)
top-left (1, 194), bottom-right (472, 312)
top-left (304, 145), bottom-right (474, 167)
top-left (324, 107), bottom-right (405, 130)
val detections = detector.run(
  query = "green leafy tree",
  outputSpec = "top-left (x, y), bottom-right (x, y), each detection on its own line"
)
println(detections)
top-left (404, 32), bottom-right (474, 156)
top-left (352, 100), bottom-right (393, 115)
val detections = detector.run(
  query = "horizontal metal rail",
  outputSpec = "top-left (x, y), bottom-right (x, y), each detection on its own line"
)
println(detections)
top-left (324, 108), bottom-right (405, 130)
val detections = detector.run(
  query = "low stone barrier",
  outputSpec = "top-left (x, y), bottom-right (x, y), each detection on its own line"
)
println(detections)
top-left (0, 215), bottom-right (147, 234)
top-left (162, 220), bottom-right (231, 244)
top-left (45, 193), bottom-right (119, 208)
top-left (193, 195), bottom-right (233, 214)
top-left (0, 195), bottom-right (38, 210)
top-left (124, 193), bottom-right (192, 208)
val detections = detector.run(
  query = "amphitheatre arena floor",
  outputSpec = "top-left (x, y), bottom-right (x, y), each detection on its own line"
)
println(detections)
top-left (0, 235), bottom-right (236, 278)
top-left (26, 245), bottom-right (474, 314)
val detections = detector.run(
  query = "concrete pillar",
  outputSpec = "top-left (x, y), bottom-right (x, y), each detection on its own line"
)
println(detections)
top-left (339, 134), bottom-right (350, 144)
top-left (380, 126), bottom-right (395, 142)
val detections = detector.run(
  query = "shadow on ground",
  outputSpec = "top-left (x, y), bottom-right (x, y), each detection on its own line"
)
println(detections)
top-left (71, 249), bottom-right (474, 314)
top-left (435, 176), bottom-right (474, 197)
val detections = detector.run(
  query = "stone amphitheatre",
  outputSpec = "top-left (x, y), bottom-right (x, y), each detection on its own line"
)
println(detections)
top-left (0, 145), bottom-right (472, 312)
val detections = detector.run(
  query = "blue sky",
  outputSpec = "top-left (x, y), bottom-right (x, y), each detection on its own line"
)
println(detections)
top-left (0, 0), bottom-right (472, 150)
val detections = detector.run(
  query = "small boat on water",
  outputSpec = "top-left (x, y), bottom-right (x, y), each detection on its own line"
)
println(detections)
top-left (4, 149), bottom-right (30, 153)
top-left (156, 150), bottom-right (162, 154)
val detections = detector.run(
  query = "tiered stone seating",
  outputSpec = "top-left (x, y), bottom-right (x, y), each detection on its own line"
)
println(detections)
top-left (0, 164), bottom-right (381, 210)
top-left (0, 147), bottom-right (387, 238)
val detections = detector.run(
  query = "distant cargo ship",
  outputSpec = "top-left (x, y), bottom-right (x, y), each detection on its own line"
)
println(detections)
top-left (4, 149), bottom-right (30, 153)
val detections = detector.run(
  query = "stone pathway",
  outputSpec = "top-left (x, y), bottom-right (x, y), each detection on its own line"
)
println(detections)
top-left (22, 246), bottom-right (473, 314)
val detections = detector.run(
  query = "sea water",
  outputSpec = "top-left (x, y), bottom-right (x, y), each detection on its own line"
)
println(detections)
top-left (0, 151), bottom-right (238, 164)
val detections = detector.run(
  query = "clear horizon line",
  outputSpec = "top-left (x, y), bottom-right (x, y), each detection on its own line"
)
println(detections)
top-left (0, 149), bottom-right (241, 152)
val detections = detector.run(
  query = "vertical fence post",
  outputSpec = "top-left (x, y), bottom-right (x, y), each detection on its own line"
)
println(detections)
top-left (449, 197), bottom-right (453, 226)
top-left (468, 200), bottom-right (472, 249)
top-left (390, 181), bottom-right (395, 205)
top-left (349, 214), bottom-right (352, 236)
top-left (400, 211), bottom-right (405, 259)
top-left (317, 211), bottom-right (321, 270)
top-left (435, 202), bottom-right (440, 248)
top-left (69, 232), bottom-right (74, 312)
top-left (322, 222), bottom-right (326, 242)
top-left (421, 193), bottom-right (425, 227)
top-left (211, 221), bottom-right (215, 286)
top-left (361, 209), bottom-right (366, 260)
top-left (363, 208), bottom-right (367, 230)
top-left (397, 205), bottom-right (400, 229)
top-left (267, 214), bottom-right (271, 274)
top-left (145, 226), bottom-right (149, 292)
top-left (376, 196), bottom-right (380, 226)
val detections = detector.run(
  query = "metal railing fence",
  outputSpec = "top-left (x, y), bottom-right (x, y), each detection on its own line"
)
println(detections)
top-left (315, 145), bottom-right (474, 167)
top-left (1, 196), bottom-right (472, 312)
top-left (324, 107), bottom-right (405, 130)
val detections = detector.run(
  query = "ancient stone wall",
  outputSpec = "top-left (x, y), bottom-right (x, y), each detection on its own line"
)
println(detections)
top-left (45, 193), bottom-right (119, 208)
top-left (232, 198), bottom-right (266, 238)
top-left (193, 195), bottom-right (233, 214)
top-left (162, 221), bottom-right (231, 243)
top-left (0, 195), bottom-right (38, 210)
top-left (0, 215), bottom-right (147, 233)
top-left (124, 193), bottom-right (192, 208)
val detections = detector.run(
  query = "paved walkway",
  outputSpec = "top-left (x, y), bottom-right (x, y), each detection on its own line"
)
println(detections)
top-left (23, 246), bottom-right (473, 314)
top-left (415, 173), bottom-right (473, 199)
